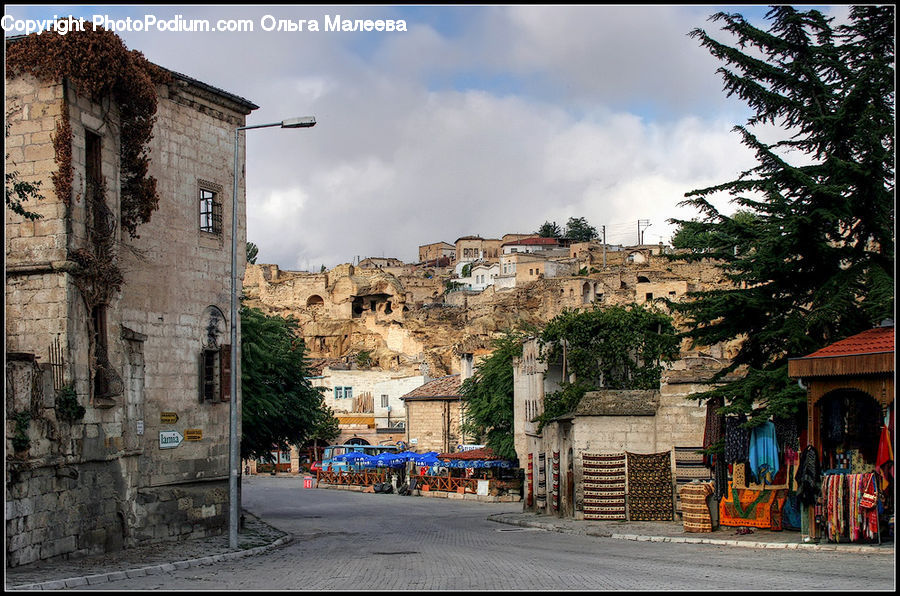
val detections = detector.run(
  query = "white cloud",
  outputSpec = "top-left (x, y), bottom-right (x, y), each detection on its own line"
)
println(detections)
top-left (7, 5), bottom-right (791, 268)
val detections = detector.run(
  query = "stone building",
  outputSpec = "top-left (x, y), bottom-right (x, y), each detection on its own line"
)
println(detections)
top-left (5, 31), bottom-right (256, 566)
top-left (512, 335), bottom-right (741, 519)
top-left (401, 375), bottom-right (469, 453)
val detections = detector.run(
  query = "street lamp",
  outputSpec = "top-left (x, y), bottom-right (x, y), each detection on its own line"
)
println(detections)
top-left (229, 116), bottom-right (316, 548)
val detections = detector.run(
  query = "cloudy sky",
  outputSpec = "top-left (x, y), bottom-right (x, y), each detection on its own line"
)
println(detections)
top-left (6, 4), bottom-right (850, 270)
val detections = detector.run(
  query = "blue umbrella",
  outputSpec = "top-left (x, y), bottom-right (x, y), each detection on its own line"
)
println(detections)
top-left (372, 452), bottom-right (403, 467)
top-left (344, 452), bottom-right (374, 463)
top-left (412, 453), bottom-right (440, 466)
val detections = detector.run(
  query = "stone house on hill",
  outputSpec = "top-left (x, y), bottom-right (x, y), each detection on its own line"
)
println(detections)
top-left (5, 31), bottom-right (257, 566)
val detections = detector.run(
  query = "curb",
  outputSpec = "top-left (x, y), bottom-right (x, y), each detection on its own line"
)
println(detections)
top-left (488, 515), bottom-right (893, 555)
top-left (7, 532), bottom-right (293, 591)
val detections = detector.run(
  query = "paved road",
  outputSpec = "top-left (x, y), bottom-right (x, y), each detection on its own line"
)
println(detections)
top-left (73, 476), bottom-right (895, 591)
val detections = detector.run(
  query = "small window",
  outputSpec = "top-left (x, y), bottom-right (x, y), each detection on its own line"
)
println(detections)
top-left (335, 387), bottom-right (343, 400)
top-left (199, 188), bottom-right (222, 235)
top-left (381, 394), bottom-right (389, 408)
top-left (344, 386), bottom-right (353, 400)
top-left (645, 293), bottom-right (653, 301)
top-left (200, 345), bottom-right (231, 402)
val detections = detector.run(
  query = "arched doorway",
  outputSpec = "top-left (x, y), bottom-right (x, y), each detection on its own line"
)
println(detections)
top-left (817, 389), bottom-right (884, 470)
top-left (346, 437), bottom-right (370, 446)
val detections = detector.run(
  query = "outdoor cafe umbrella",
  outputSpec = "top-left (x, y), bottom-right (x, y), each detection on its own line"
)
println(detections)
top-left (412, 452), bottom-right (440, 466)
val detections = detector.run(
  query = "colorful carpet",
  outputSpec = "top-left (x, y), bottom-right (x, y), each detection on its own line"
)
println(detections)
top-left (551, 451), bottom-right (560, 511)
top-left (679, 482), bottom-right (714, 532)
top-left (718, 481), bottom-right (785, 529)
top-left (674, 447), bottom-right (712, 516)
top-left (626, 451), bottom-right (674, 521)
top-left (582, 452), bottom-right (627, 521)
top-left (536, 453), bottom-right (547, 509)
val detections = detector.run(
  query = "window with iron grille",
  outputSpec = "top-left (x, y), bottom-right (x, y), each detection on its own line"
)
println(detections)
top-left (199, 188), bottom-right (222, 235)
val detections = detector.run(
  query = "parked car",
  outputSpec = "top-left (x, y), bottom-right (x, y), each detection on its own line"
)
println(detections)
top-left (310, 460), bottom-right (323, 473)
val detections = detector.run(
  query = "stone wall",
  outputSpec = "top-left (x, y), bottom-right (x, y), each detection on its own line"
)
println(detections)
top-left (405, 399), bottom-right (462, 453)
top-left (5, 60), bottom-right (253, 566)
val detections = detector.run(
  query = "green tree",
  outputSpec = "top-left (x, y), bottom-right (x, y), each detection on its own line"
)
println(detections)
top-left (669, 6), bottom-right (894, 421)
top-left (564, 216), bottom-right (598, 242)
top-left (240, 304), bottom-right (335, 461)
top-left (5, 116), bottom-right (43, 221)
top-left (536, 220), bottom-right (562, 238)
top-left (246, 242), bottom-right (259, 264)
top-left (459, 331), bottom-right (524, 460)
top-left (535, 304), bottom-right (679, 429)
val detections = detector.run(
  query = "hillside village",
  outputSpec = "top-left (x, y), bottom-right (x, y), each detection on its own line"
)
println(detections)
top-left (242, 233), bottom-right (741, 464)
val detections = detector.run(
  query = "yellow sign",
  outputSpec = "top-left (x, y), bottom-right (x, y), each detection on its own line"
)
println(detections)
top-left (184, 428), bottom-right (202, 441)
top-left (160, 412), bottom-right (178, 424)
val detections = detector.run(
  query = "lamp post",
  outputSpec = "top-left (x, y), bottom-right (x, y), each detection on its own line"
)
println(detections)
top-left (229, 116), bottom-right (316, 549)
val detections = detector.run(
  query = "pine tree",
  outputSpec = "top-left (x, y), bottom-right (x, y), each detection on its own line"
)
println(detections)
top-left (669, 6), bottom-right (894, 420)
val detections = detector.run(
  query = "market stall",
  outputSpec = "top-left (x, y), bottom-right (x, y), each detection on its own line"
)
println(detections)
top-left (787, 322), bottom-right (894, 543)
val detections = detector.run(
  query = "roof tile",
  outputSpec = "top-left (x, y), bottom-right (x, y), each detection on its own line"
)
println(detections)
top-left (802, 326), bottom-right (894, 359)
top-left (401, 374), bottom-right (462, 399)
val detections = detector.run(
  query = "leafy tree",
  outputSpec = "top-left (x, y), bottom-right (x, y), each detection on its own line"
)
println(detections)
top-left (246, 241), bottom-right (259, 264)
top-left (670, 211), bottom-right (760, 258)
top-left (536, 220), bottom-right (562, 238)
top-left (5, 116), bottom-right (43, 221)
top-left (240, 304), bottom-right (336, 461)
top-left (669, 6), bottom-right (894, 421)
top-left (535, 304), bottom-right (679, 429)
top-left (459, 331), bottom-right (524, 460)
top-left (564, 216), bottom-right (598, 242)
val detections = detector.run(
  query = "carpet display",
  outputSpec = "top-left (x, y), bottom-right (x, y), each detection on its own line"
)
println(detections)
top-left (718, 481), bottom-right (786, 529)
top-left (551, 451), bottom-right (560, 511)
top-left (582, 452), bottom-right (627, 521)
top-left (673, 447), bottom-right (711, 516)
top-left (536, 453), bottom-right (547, 509)
top-left (526, 453), bottom-right (534, 508)
top-left (679, 481), bottom-right (714, 533)
top-left (626, 451), bottom-right (674, 521)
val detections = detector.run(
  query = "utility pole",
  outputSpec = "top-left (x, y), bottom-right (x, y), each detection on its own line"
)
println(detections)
top-left (637, 219), bottom-right (650, 245)
top-left (602, 225), bottom-right (607, 268)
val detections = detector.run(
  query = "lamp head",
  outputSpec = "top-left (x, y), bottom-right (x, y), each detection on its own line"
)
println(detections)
top-left (281, 116), bottom-right (316, 128)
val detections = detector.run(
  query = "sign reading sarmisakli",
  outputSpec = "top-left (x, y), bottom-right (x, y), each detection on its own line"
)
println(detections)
top-left (159, 430), bottom-right (183, 449)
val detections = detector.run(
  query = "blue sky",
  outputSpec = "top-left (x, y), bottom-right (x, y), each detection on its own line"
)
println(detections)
top-left (4, 4), bottom-right (852, 269)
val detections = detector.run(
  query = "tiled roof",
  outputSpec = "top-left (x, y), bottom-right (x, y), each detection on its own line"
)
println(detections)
top-left (502, 237), bottom-right (558, 246)
top-left (401, 375), bottom-right (461, 399)
top-left (801, 325), bottom-right (894, 359)
top-left (438, 446), bottom-right (501, 460)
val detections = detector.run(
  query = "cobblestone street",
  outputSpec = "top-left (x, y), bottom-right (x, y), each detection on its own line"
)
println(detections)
top-left (8, 476), bottom-right (894, 591)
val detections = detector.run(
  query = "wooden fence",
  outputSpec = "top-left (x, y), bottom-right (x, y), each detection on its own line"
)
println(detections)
top-left (316, 470), bottom-right (387, 486)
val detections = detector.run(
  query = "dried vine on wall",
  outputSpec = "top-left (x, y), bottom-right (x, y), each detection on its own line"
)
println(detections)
top-left (7, 24), bottom-right (170, 402)
top-left (6, 23), bottom-right (171, 237)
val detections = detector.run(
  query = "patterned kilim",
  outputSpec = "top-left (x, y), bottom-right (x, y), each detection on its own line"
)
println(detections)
top-left (526, 453), bottom-right (534, 507)
top-left (626, 451), bottom-right (674, 521)
top-left (551, 451), bottom-right (560, 511)
top-left (679, 482), bottom-right (714, 532)
top-left (536, 453), bottom-right (547, 509)
top-left (582, 453), bottom-right (627, 520)
top-left (674, 447), bottom-right (712, 516)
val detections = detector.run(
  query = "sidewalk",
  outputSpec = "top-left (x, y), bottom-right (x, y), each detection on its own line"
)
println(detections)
top-left (488, 510), bottom-right (895, 555)
top-left (5, 512), bottom-right (291, 591)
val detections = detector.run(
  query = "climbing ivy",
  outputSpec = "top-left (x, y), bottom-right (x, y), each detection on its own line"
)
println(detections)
top-left (11, 411), bottom-right (31, 452)
top-left (56, 385), bottom-right (86, 422)
top-left (535, 303), bottom-right (680, 429)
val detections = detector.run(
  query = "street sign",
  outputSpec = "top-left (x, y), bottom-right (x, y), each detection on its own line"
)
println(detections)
top-left (159, 430), bottom-right (183, 449)
top-left (185, 428), bottom-right (202, 441)
top-left (160, 412), bottom-right (178, 424)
